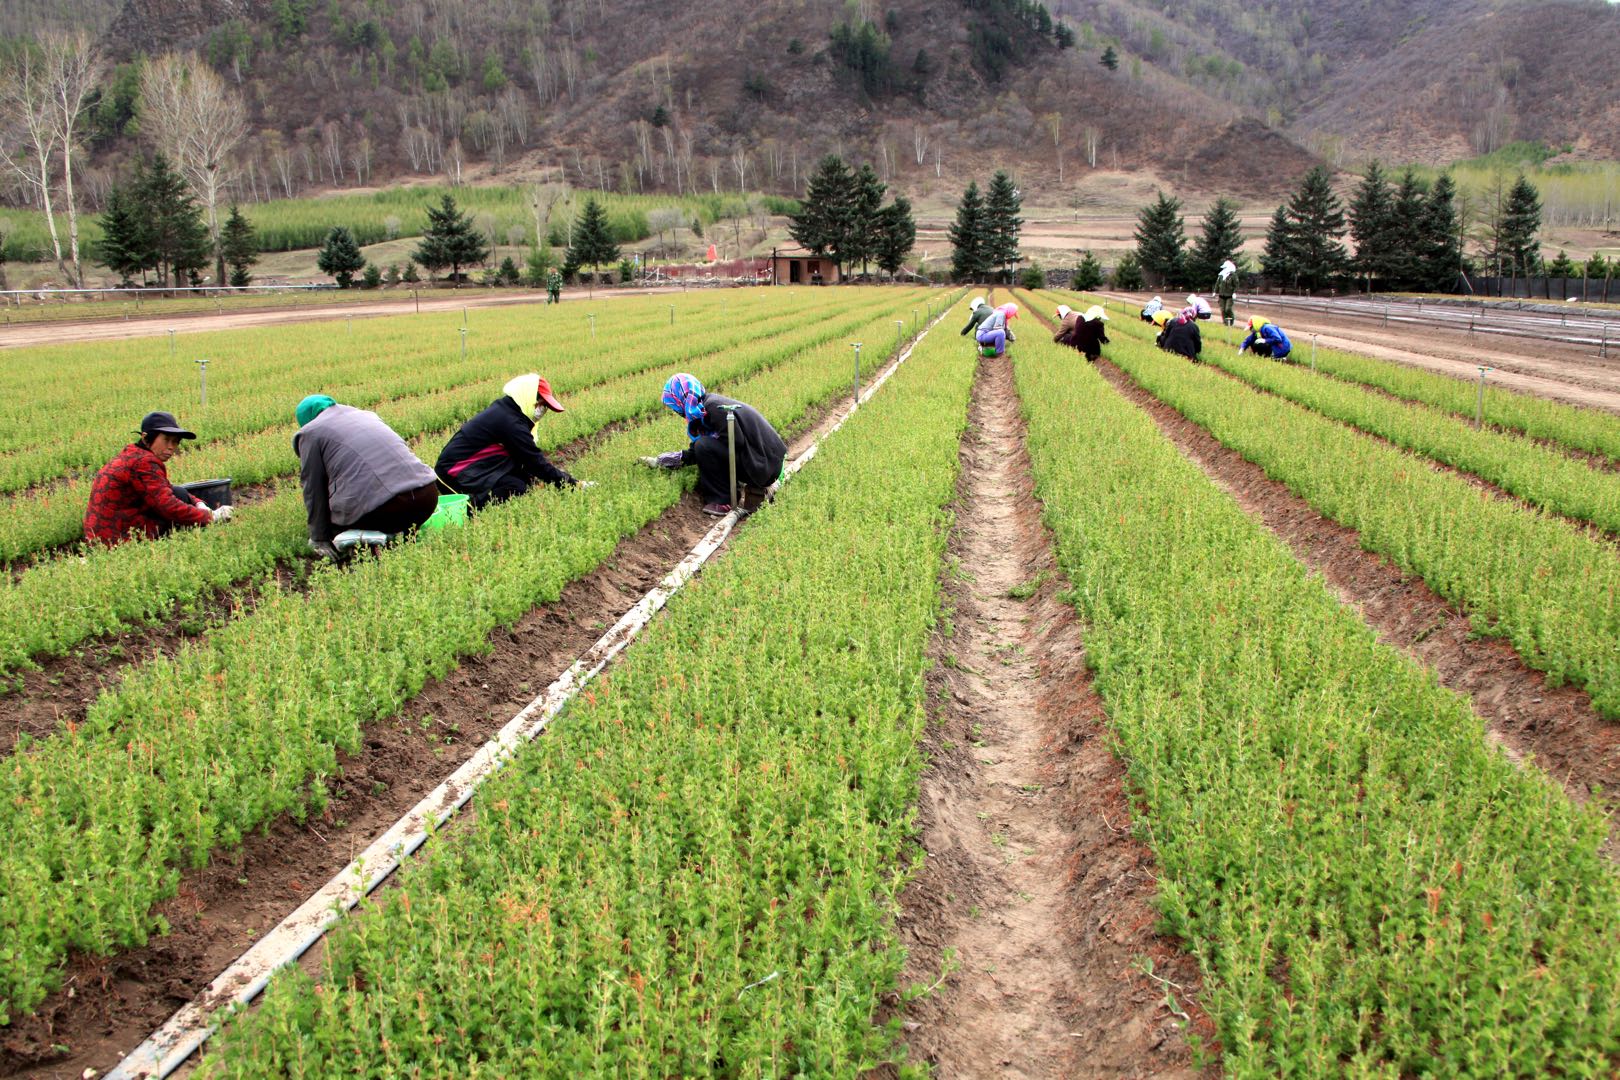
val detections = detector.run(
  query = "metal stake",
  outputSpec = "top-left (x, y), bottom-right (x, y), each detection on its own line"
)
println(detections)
top-left (168, 328), bottom-right (176, 356)
top-left (414, 289), bottom-right (420, 314)
top-left (896, 319), bottom-right (904, 351)
top-left (851, 342), bottom-right (863, 406)
top-left (669, 305), bottom-right (675, 325)
top-left (726, 411), bottom-right (738, 512)
top-left (195, 358), bottom-right (209, 406)
top-left (1310, 334), bottom-right (1317, 371)
top-left (1603, 323), bottom-right (1610, 359)
top-left (346, 315), bottom-right (352, 336)
top-left (463, 307), bottom-right (468, 327)
top-left (589, 313), bottom-right (596, 339)
top-left (1475, 366), bottom-right (1491, 428)
top-left (459, 327), bottom-right (468, 360)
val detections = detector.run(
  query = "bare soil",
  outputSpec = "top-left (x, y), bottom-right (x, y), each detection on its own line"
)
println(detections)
top-left (888, 351), bottom-right (1207, 1078)
top-left (1093, 357), bottom-right (1620, 860)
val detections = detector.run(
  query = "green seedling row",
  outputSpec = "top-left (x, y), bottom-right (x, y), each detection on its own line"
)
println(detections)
top-left (0, 290), bottom-right (903, 560)
top-left (0, 292), bottom-right (946, 1026)
top-left (1051, 289), bottom-right (1620, 537)
top-left (196, 302), bottom-right (975, 1079)
top-left (1097, 329), bottom-right (1620, 719)
top-left (1049, 287), bottom-right (1620, 465)
top-left (0, 292), bottom-right (933, 677)
top-left (1015, 333), bottom-right (1620, 1076)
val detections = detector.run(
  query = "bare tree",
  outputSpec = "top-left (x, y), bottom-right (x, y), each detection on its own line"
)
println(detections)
top-left (43, 32), bottom-right (103, 285)
top-left (1044, 112), bottom-right (1062, 184)
top-left (912, 124), bottom-right (930, 166)
top-left (529, 180), bottom-right (566, 243)
top-left (730, 145), bottom-right (749, 192)
top-left (0, 47), bottom-right (69, 282)
top-left (1083, 125), bottom-right (1100, 168)
top-left (140, 52), bottom-right (249, 285)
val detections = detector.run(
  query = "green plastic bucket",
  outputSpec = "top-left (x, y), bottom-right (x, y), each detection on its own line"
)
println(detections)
top-left (979, 344), bottom-right (999, 358)
top-left (422, 493), bottom-right (470, 533)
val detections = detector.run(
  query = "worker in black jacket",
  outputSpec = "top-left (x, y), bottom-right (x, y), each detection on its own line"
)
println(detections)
top-left (644, 372), bottom-right (786, 516)
top-left (1157, 311), bottom-right (1202, 362)
top-left (436, 373), bottom-right (580, 508)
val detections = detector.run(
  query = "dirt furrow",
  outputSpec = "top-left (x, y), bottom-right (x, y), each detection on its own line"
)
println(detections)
top-left (890, 350), bottom-right (1206, 1078)
top-left (1093, 356), bottom-right (1620, 860)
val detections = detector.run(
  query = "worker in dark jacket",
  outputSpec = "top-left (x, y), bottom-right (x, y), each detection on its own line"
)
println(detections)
top-left (294, 395), bottom-right (440, 558)
top-left (1052, 304), bottom-right (1109, 361)
top-left (84, 411), bottom-right (232, 546)
top-left (1214, 261), bottom-right (1238, 326)
top-left (436, 374), bottom-right (580, 509)
top-left (959, 296), bottom-right (991, 337)
top-left (644, 373), bottom-right (786, 516)
top-left (1158, 310), bottom-right (1203, 361)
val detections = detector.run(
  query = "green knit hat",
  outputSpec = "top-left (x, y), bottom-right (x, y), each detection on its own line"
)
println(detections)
top-left (296, 394), bottom-right (336, 427)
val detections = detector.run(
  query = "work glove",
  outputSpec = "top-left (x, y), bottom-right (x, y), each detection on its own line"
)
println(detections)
top-left (310, 539), bottom-right (342, 561)
top-left (639, 451), bottom-right (686, 470)
top-left (576, 480), bottom-right (598, 489)
top-left (211, 505), bottom-right (234, 523)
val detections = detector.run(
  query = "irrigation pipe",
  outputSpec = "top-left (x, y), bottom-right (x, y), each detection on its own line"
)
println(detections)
top-left (104, 294), bottom-right (957, 1080)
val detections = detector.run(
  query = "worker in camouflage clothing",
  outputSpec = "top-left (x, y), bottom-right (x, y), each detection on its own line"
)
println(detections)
top-left (546, 268), bottom-right (563, 304)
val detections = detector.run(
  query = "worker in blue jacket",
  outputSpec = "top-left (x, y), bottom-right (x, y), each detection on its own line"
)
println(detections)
top-left (1238, 316), bottom-right (1292, 360)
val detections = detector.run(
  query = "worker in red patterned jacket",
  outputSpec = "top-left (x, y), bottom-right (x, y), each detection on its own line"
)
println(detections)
top-left (84, 411), bottom-right (233, 546)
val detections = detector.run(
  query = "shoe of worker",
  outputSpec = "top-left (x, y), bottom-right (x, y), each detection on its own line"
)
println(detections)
top-left (701, 502), bottom-right (732, 516)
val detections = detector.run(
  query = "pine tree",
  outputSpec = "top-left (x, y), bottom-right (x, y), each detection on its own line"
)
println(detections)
top-left (788, 155), bottom-right (857, 275)
top-left (564, 197), bottom-right (621, 275)
top-left (1284, 165), bottom-right (1348, 290)
top-left (874, 195), bottom-right (916, 276)
top-left (1072, 250), bottom-right (1104, 290)
top-left (220, 205), bottom-right (258, 287)
top-left (983, 170), bottom-right (1023, 283)
top-left (96, 183), bottom-right (149, 286)
top-left (318, 226), bottom-right (366, 288)
top-left (1585, 252), bottom-right (1609, 280)
top-left (413, 193), bottom-right (490, 284)
top-left (1494, 174), bottom-right (1543, 276)
top-left (1546, 250), bottom-right (1577, 278)
top-left (1260, 203), bottom-right (1297, 285)
top-left (1187, 197), bottom-right (1242, 288)
top-left (1416, 174), bottom-right (1462, 292)
top-left (846, 164), bottom-right (888, 277)
top-left (1134, 190), bottom-right (1186, 286)
top-left (1100, 45), bottom-right (1119, 70)
top-left (1386, 169), bottom-right (1429, 290)
top-left (138, 154), bottom-right (210, 290)
top-left (1348, 161), bottom-right (1396, 287)
top-left (949, 181), bottom-right (990, 281)
top-left (1110, 251), bottom-right (1144, 290)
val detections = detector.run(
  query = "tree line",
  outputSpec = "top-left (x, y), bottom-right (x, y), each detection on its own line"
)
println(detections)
top-left (786, 155), bottom-right (916, 279)
top-left (947, 171), bottom-right (1023, 282)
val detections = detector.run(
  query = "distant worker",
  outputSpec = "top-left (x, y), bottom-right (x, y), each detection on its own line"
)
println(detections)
top-left (1214, 260), bottom-right (1238, 326)
top-left (1184, 294), bottom-right (1213, 321)
top-left (1054, 303), bottom-right (1109, 361)
top-left (975, 302), bottom-right (1018, 357)
top-left (1239, 316), bottom-right (1292, 360)
top-left (960, 296), bottom-right (992, 337)
top-left (546, 268), bottom-right (563, 304)
top-left (1158, 309), bottom-right (1203, 362)
top-left (436, 374), bottom-right (581, 510)
top-left (293, 395), bottom-right (440, 559)
top-left (1140, 295), bottom-right (1163, 323)
top-left (84, 411), bottom-right (233, 546)
top-left (644, 373), bottom-right (786, 516)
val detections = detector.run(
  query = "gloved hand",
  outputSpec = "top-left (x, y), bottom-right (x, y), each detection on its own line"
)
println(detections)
top-left (639, 451), bottom-right (686, 470)
top-left (309, 539), bottom-right (341, 560)
top-left (577, 480), bottom-right (598, 489)
top-left (211, 505), bottom-right (234, 523)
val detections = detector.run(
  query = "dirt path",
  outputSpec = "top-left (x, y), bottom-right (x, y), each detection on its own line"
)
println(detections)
top-left (891, 352), bottom-right (1204, 1078)
top-left (1093, 356), bottom-right (1620, 861)
top-left (0, 287), bottom-right (672, 350)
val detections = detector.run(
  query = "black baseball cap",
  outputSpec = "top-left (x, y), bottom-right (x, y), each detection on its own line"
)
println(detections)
top-left (138, 411), bottom-right (197, 439)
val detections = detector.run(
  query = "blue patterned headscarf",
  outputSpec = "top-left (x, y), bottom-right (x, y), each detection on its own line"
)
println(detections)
top-left (662, 373), bottom-right (709, 440)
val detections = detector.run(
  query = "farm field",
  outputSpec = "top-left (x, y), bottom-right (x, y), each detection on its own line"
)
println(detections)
top-left (3, 286), bottom-right (1620, 1078)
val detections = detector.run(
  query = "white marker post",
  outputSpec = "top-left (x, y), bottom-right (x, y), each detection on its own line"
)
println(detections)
top-left (168, 328), bottom-right (176, 357)
top-left (195, 358), bottom-right (209, 406)
top-left (851, 342), bottom-right (863, 407)
top-left (589, 313), bottom-right (596, 339)
top-left (459, 326), bottom-right (468, 361)
top-left (1475, 366), bottom-right (1492, 428)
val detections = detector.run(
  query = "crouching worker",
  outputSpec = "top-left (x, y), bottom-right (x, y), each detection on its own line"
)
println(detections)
top-left (293, 395), bottom-right (439, 560)
top-left (1158, 309), bottom-right (1203, 362)
top-left (84, 411), bottom-right (233, 546)
top-left (959, 296), bottom-right (991, 338)
top-left (975, 302), bottom-right (1018, 357)
top-left (1053, 304), bottom-right (1109, 362)
top-left (1239, 316), bottom-right (1292, 360)
top-left (644, 373), bottom-right (785, 516)
top-left (1140, 295), bottom-right (1163, 323)
top-left (435, 374), bottom-right (581, 509)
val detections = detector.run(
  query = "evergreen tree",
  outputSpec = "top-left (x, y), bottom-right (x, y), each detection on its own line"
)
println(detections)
top-left (1546, 250), bottom-right (1578, 278)
top-left (1348, 161), bottom-right (1396, 286)
top-left (1284, 165), bottom-right (1348, 290)
top-left (949, 180), bottom-right (990, 281)
top-left (1416, 173), bottom-right (1462, 292)
top-left (318, 226), bottom-right (366, 288)
top-left (413, 193), bottom-right (490, 284)
top-left (139, 154), bottom-right (211, 290)
top-left (362, 262), bottom-right (383, 288)
top-left (1260, 203), bottom-right (1297, 285)
top-left (1386, 169), bottom-right (1429, 290)
top-left (220, 205), bottom-right (258, 287)
top-left (1110, 251), bottom-right (1144, 290)
top-left (1493, 174), bottom-right (1543, 276)
top-left (1100, 45), bottom-right (1119, 70)
top-left (1134, 190), bottom-right (1186, 286)
top-left (874, 195), bottom-right (916, 277)
top-left (788, 155), bottom-right (857, 275)
top-left (1072, 249), bottom-right (1104, 290)
top-left (96, 184), bottom-right (149, 286)
top-left (1187, 197), bottom-right (1242, 288)
top-left (1585, 252), bottom-right (1609, 280)
top-left (564, 197), bottom-right (621, 276)
top-left (846, 164), bottom-right (888, 277)
top-left (983, 170), bottom-right (1023, 283)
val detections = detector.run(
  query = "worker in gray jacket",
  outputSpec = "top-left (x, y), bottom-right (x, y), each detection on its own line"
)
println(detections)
top-left (293, 394), bottom-right (441, 559)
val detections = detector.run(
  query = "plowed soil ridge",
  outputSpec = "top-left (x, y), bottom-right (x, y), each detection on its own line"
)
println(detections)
top-left (890, 349), bottom-right (1206, 1078)
top-left (1094, 356), bottom-right (1620, 861)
